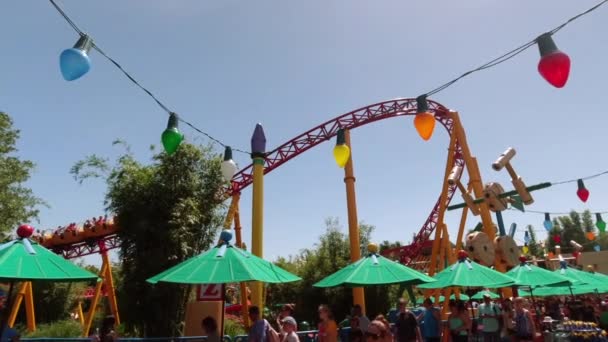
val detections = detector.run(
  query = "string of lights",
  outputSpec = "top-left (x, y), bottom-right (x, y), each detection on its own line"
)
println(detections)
top-left (49, 0), bottom-right (250, 155)
top-left (422, 0), bottom-right (608, 97)
top-left (510, 209), bottom-right (608, 216)
top-left (49, 0), bottom-right (607, 154)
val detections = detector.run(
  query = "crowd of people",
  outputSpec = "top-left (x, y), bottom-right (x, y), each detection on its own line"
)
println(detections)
top-left (238, 292), bottom-right (608, 342)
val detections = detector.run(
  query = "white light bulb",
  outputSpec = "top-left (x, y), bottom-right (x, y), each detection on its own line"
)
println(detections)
top-left (221, 160), bottom-right (238, 181)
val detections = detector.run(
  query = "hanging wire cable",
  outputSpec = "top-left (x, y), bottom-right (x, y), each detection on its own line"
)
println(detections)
top-left (423, 0), bottom-right (607, 97)
top-left (48, 0), bottom-right (251, 155)
top-left (551, 170), bottom-right (608, 185)
top-left (508, 208), bottom-right (608, 215)
top-left (49, 0), bottom-right (608, 153)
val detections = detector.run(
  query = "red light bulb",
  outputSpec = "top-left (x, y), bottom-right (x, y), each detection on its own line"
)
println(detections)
top-left (576, 179), bottom-right (589, 202)
top-left (537, 33), bottom-right (570, 88)
top-left (553, 234), bottom-right (561, 244)
top-left (457, 250), bottom-right (468, 260)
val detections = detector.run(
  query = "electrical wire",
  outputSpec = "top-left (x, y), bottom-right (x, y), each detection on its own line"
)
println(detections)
top-left (48, 0), bottom-right (250, 155)
top-left (508, 208), bottom-right (608, 215)
top-left (48, 0), bottom-right (608, 154)
top-left (423, 0), bottom-right (607, 97)
top-left (552, 170), bottom-right (608, 186)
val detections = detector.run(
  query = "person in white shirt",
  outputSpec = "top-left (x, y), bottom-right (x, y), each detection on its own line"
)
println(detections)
top-left (281, 316), bottom-right (300, 342)
top-left (352, 305), bottom-right (370, 332)
top-left (478, 294), bottom-right (501, 342)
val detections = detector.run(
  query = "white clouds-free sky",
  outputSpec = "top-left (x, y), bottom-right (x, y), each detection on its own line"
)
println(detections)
top-left (1, 1), bottom-right (607, 265)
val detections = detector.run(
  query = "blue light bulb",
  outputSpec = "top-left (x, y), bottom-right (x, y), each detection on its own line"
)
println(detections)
top-left (543, 213), bottom-right (553, 231)
top-left (524, 231), bottom-right (530, 244)
top-left (59, 35), bottom-right (93, 81)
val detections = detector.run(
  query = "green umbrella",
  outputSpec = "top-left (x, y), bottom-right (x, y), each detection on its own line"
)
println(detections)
top-left (0, 235), bottom-right (97, 282)
top-left (471, 290), bottom-right (500, 300)
top-left (147, 235), bottom-right (301, 284)
top-left (450, 293), bottom-right (469, 301)
top-left (553, 264), bottom-right (605, 286)
top-left (418, 254), bottom-right (514, 289)
top-left (430, 296), bottom-right (445, 303)
top-left (519, 263), bottom-right (608, 297)
top-left (520, 283), bottom-right (608, 297)
top-left (507, 261), bottom-right (571, 288)
top-left (313, 249), bottom-right (436, 287)
top-left (0, 229), bottom-right (98, 340)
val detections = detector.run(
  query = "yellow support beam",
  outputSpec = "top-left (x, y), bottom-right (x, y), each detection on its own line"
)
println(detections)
top-left (102, 251), bottom-right (120, 325)
top-left (83, 261), bottom-right (108, 336)
top-left (343, 129), bottom-right (365, 314)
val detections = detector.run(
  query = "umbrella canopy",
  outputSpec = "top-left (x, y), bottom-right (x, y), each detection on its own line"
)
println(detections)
top-left (507, 260), bottom-right (571, 288)
top-left (471, 290), bottom-right (500, 300)
top-left (418, 252), bottom-right (514, 289)
top-left (0, 233), bottom-right (97, 282)
top-left (450, 293), bottom-right (470, 301)
top-left (553, 263), bottom-right (605, 286)
top-left (313, 245), bottom-right (436, 287)
top-left (520, 283), bottom-right (608, 297)
top-left (430, 296), bottom-right (445, 303)
top-left (147, 232), bottom-right (301, 284)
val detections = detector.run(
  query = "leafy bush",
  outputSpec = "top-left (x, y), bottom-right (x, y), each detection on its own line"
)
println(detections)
top-left (224, 315), bottom-right (246, 337)
top-left (23, 319), bottom-right (82, 338)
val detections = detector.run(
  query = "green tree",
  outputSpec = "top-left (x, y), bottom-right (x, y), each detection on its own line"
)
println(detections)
top-left (72, 142), bottom-right (225, 337)
top-left (526, 225), bottom-right (543, 258)
top-left (0, 112), bottom-right (45, 238)
top-left (545, 210), bottom-right (593, 253)
top-left (267, 219), bottom-right (396, 325)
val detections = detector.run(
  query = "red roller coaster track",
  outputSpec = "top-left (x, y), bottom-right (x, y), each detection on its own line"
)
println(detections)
top-left (51, 98), bottom-right (463, 262)
top-left (227, 98), bottom-right (464, 264)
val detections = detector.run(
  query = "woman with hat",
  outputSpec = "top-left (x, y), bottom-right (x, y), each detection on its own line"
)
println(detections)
top-left (277, 304), bottom-right (297, 336)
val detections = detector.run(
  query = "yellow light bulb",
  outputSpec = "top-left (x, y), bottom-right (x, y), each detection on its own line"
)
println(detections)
top-left (413, 112), bottom-right (436, 141)
top-left (333, 144), bottom-right (350, 168)
top-left (522, 245), bottom-right (529, 254)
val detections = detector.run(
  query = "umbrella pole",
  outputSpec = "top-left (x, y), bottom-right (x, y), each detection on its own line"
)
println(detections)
top-left (0, 281), bottom-right (15, 340)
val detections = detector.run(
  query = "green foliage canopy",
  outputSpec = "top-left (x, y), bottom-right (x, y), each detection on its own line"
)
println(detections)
top-left (72, 143), bottom-right (226, 337)
top-left (0, 112), bottom-right (45, 238)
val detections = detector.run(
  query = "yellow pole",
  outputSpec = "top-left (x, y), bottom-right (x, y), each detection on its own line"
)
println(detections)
top-left (83, 261), bottom-right (108, 336)
top-left (8, 282), bottom-right (27, 328)
top-left (24, 281), bottom-right (36, 331)
top-left (102, 251), bottom-right (120, 325)
top-left (250, 123), bottom-right (266, 311)
top-left (232, 195), bottom-right (250, 328)
top-left (77, 301), bottom-right (85, 326)
top-left (343, 129), bottom-right (365, 314)
top-left (449, 111), bottom-right (495, 243)
top-left (428, 132), bottom-right (456, 276)
top-left (454, 185), bottom-right (473, 254)
top-left (449, 111), bottom-right (511, 297)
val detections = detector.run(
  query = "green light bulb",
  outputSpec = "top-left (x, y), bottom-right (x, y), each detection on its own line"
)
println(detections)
top-left (596, 213), bottom-right (606, 233)
top-left (161, 113), bottom-right (184, 155)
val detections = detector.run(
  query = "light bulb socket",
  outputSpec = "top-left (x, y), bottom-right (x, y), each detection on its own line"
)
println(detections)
top-left (223, 146), bottom-right (233, 161)
top-left (544, 213), bottom-right (551, 222)
top-left (596, 213), bottom-right (603, 222)
top-left (73, 34), bottom-right (94, 54)
top-left (336, 128), bottom-right (346, 146)
top-left (166, 112), bottom-right (179, 129)
top-left (577, 179), bottom-right (585, 191)
top-left (416, 95), bottom-right (429, 114)
top-left (537, 33), bottom-right (559, 57)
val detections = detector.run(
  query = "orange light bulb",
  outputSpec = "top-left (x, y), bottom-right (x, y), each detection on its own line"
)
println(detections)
top-left (414, 112), bottom-right (436, 141)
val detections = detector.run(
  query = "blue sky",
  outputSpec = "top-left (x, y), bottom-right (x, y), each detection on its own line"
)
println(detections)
top-left (2, 1), bottom-right (608, 266)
